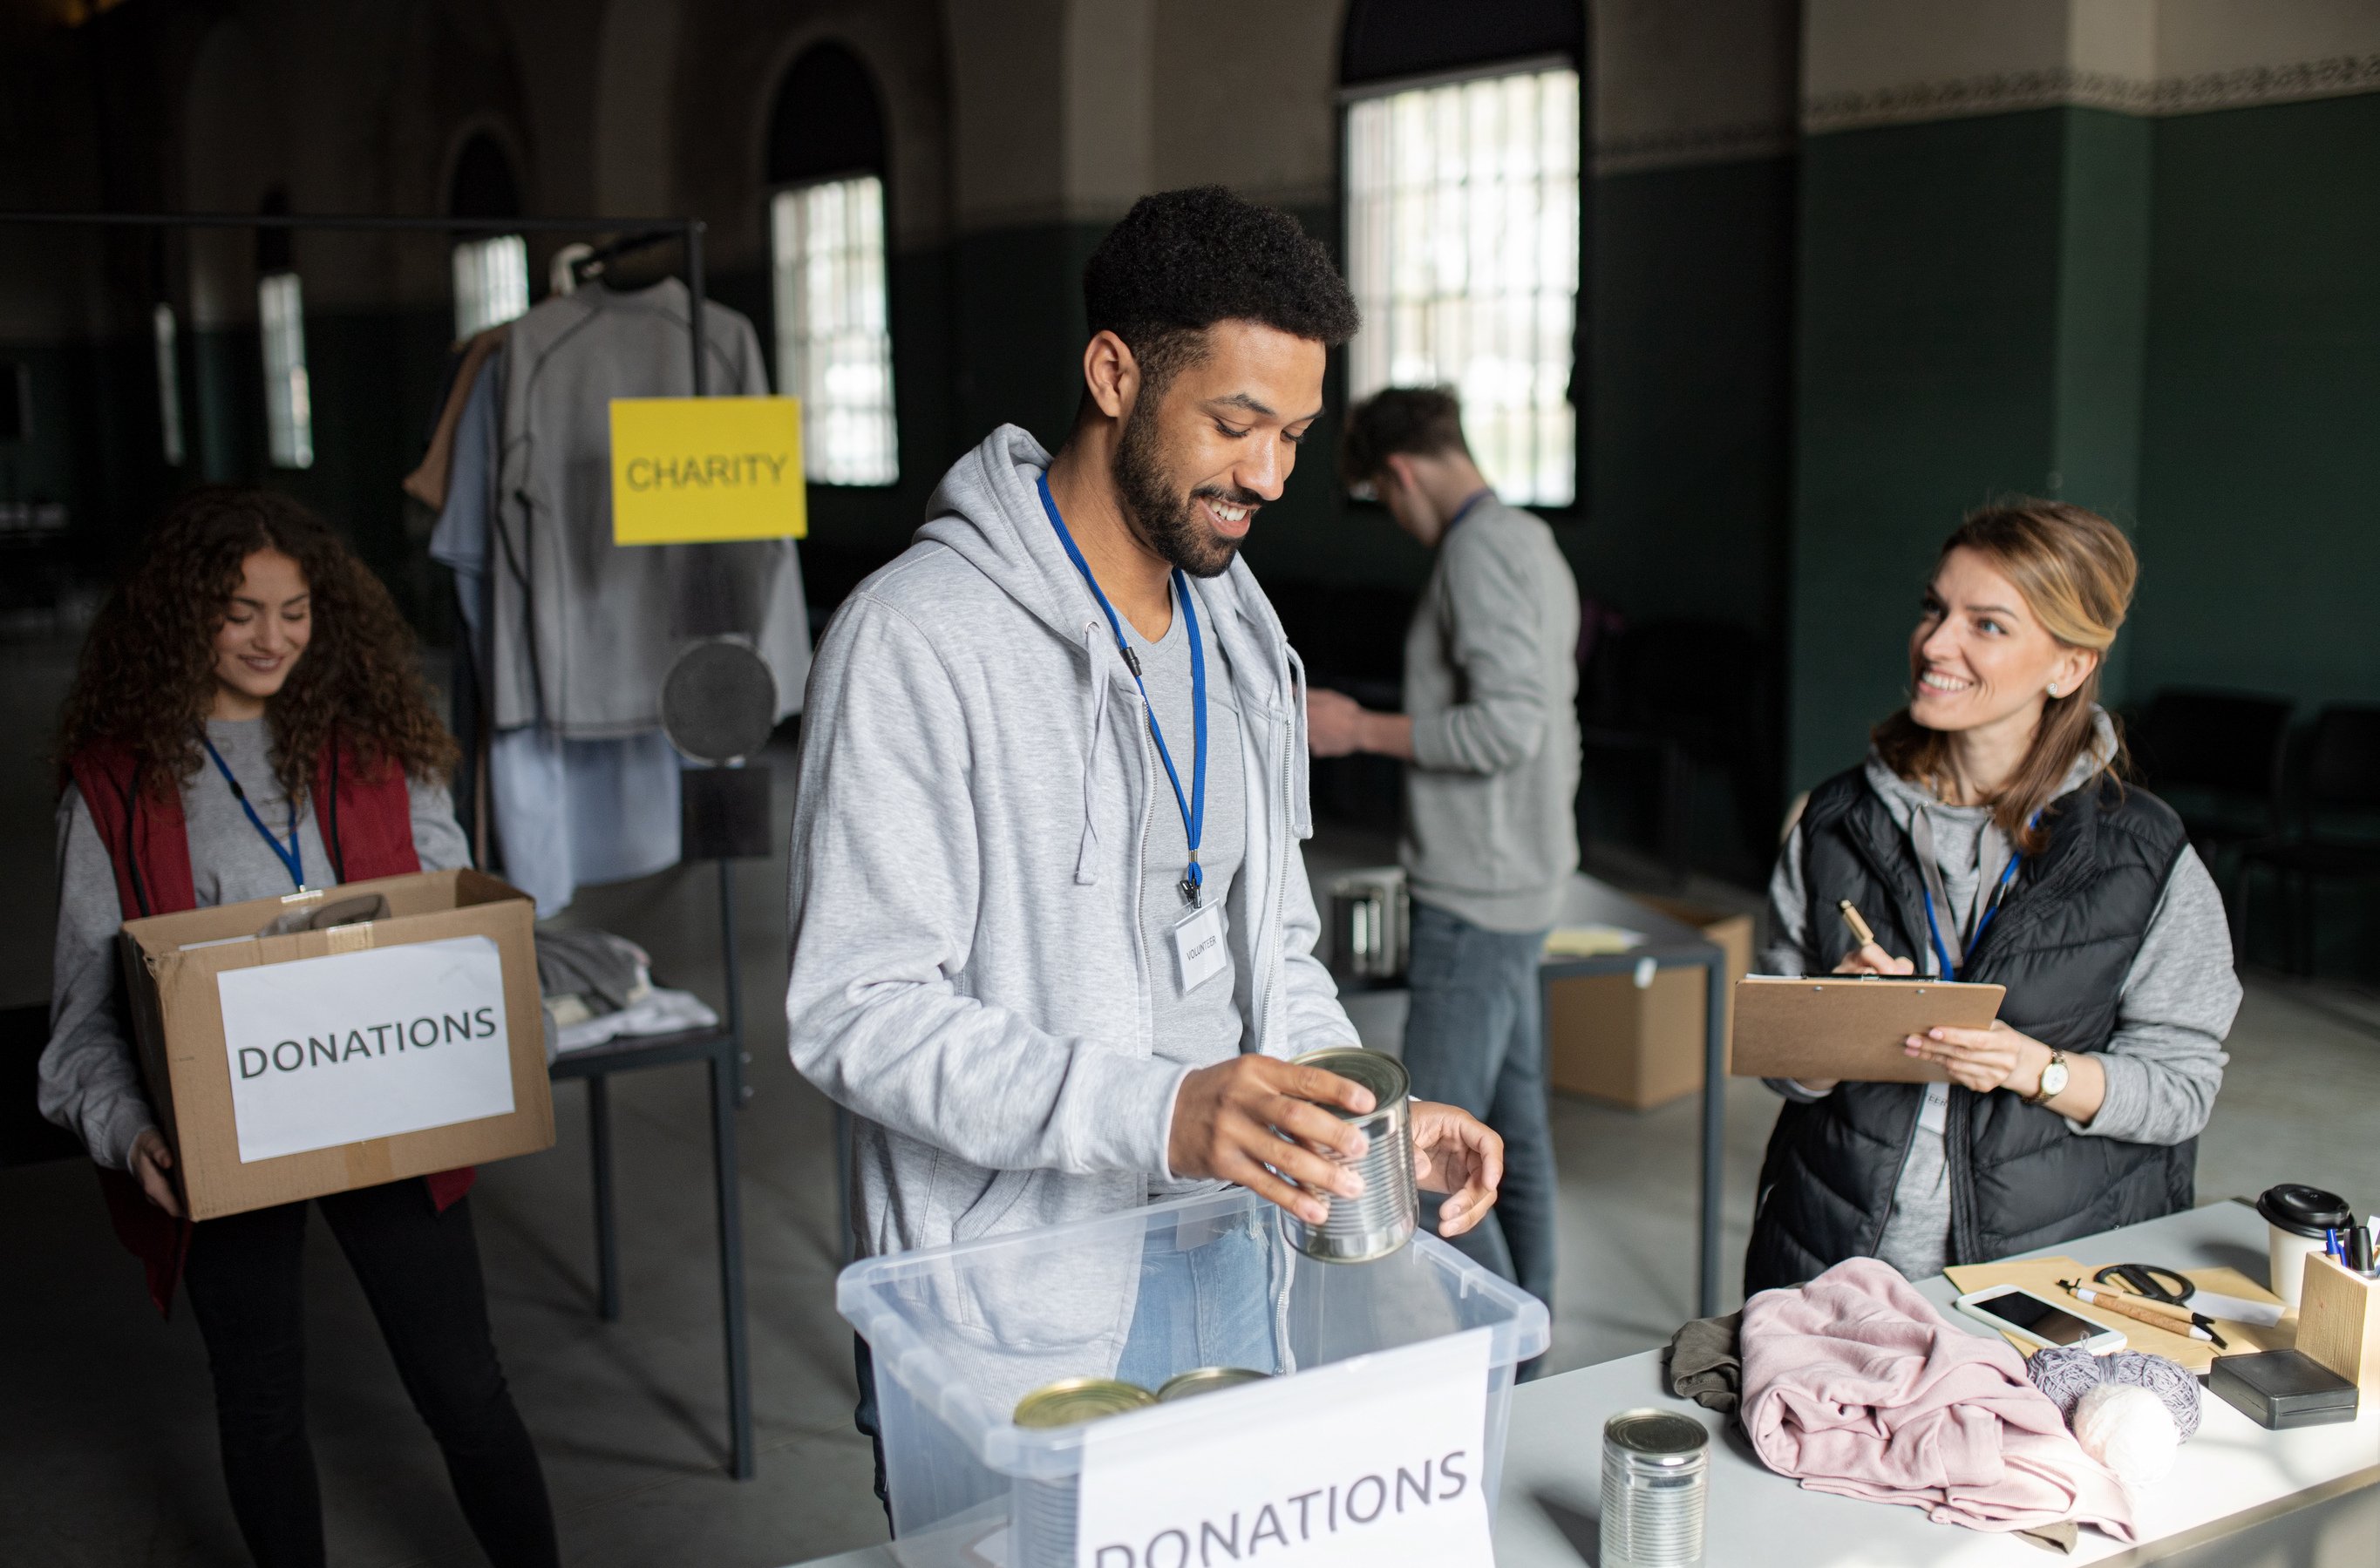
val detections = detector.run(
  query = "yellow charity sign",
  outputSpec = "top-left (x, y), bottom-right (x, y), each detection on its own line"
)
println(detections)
top-left (609, 396), bottom-right (806, 544)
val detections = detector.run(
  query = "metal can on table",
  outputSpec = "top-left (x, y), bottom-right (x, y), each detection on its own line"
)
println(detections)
top-left (1010, 1379), bottom-right (1156, 1568)
top-left (1601, 1408), bottom-right (1709, 1567)
top-left (1155, 1367), bottom-right (1273, 1402)
top-left (1276, 1047), bottom-right (1418, 1263)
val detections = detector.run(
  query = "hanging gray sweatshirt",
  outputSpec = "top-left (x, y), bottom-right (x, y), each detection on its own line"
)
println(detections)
top-left (41, 718), bottom-right (471, 1171)
top-left (1765, 712), bottom-right (2240, 1280)
top-left (783, 426), bottom-right (1357, 1269)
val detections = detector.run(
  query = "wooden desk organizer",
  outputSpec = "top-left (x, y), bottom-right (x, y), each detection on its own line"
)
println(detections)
top-left (2297, 1252), bottom-right (2380, 1389)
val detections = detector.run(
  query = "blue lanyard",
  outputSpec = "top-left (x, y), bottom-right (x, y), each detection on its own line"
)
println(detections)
top-left (1037, 473), bottom-right (1208, 906)
top-left (1445, 487), bottom-right (1494, 531)
top-left (1918, 814), bottom-right (2037, 980)
top-left (201, 736), bottom-right (305, 891)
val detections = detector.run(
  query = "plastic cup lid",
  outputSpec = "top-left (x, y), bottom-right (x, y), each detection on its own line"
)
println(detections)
top-left (2256, 1184), bottom-right (2356, 1239)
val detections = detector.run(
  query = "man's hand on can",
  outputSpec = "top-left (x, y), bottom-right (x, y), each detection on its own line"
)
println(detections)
top-left (1411, 1102), bottom-right (1502, 1236)
top-left (1168, 1056), bottom-right (1373, 1225)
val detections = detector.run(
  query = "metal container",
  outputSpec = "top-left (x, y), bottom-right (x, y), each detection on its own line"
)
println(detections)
top-left (1155, 1367), bottom-right (1273, 1402)
top-left (1601, 1408), bottom-right (1709, 1567)
top-left (1327, 867), bottom-right (1410, 982)
top-left (1010, 1380), bottom-right (1156, 1568)
top-left (1277, 1048), bottom-right (1418, 1263)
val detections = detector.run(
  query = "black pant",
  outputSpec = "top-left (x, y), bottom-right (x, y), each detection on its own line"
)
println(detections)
top-left (180, 1181), bottom-right (559, 1568)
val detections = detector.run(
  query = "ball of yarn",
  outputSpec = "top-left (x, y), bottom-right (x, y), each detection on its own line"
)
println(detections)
top-left (2025, 1347), bottom-right (2202, 1440)
top-left (2073, 1382), bottom-right (2179, 1487)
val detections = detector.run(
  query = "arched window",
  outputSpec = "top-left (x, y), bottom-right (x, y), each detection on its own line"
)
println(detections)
top-left (255, 187), bottom-right (312, 469)
top-left (766, 41), bottom-right (897, 486)
top-left (448, 132), bottom-right (530, 338)
top-left (1342, 1), bottom-right (1584, 506)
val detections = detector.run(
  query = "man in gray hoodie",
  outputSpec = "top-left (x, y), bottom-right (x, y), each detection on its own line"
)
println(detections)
top-left (784, 190), bottom-right (1505, 1499)
top-left (1309, 388), bottom-right (1581, 1317)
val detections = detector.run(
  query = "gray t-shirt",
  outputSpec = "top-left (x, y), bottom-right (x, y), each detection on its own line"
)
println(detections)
top-left (1123, 583), bottom-right (1247, 1083)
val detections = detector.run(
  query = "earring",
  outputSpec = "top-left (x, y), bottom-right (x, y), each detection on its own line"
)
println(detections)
top-left (2047, 682), bottom-right (2061, 697)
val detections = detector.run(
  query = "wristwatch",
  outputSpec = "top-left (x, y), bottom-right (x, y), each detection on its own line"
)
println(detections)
top-left (2025, 1049), bottom-right (2070, 1106)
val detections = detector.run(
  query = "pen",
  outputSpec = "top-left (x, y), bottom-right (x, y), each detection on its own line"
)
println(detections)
top-left (2060, 1280), bottom-right (2223, 1346)
top-left (1838, 899), bottom-right (1877, 949)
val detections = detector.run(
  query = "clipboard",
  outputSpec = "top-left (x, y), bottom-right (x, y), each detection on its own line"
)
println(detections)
top-left (1729, 974), bottom-right (2006, 1083)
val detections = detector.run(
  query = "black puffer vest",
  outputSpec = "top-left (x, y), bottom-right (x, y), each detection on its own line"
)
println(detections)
top-left (1744, 765), bottom-right (2193, 1294)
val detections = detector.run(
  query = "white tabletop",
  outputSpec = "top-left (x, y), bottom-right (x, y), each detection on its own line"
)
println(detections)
top-left (790, 1201), bottom-right (2377, 1567)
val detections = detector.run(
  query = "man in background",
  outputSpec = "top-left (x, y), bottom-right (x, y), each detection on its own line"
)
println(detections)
top-left (1308, 387), bottom-right (1581, 1316)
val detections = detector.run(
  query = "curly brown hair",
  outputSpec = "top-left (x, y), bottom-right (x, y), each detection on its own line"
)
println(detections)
top-left (58, 486), bottom-right (456, 804)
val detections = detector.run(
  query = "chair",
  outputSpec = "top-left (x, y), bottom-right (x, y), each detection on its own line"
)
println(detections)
top-left (2238, 704), bottom-right (2380, 975)
top-left (1578, 618), bottom-right (1777, 885)
top-left (3, 1003), bottom-right (86, 1170)
top-left (2126, 689), bottom-right (2294, 889)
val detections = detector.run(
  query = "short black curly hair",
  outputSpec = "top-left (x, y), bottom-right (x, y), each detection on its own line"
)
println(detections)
top-left (1082, 186), bottom-right (1359, 401)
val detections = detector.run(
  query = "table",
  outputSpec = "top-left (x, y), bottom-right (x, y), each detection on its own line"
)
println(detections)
top-left (1535, 873), bottom-right (1731, 1317)
top-left (1492, 1198), bottom-right (2377, 1566)
top-left (789, 1201), bottom-right (2377, 1566)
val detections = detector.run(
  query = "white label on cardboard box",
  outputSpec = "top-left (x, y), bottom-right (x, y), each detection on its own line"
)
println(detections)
top-left (1074, 1327), bottom-right (1493, 1567)
top-left (215, 934), bottom-right (515, 1163)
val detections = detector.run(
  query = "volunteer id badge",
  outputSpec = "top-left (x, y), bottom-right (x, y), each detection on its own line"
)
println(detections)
top-left (1171, 902), bottom-right (1227, 993)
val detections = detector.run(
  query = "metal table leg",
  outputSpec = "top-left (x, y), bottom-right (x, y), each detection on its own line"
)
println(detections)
top-left (711, 1045), bottom-right (755, 1479)
top-left (589, 1073), bottom-right (621, 1321)
top-left (1697, 954), bottom-right (1728, 1318)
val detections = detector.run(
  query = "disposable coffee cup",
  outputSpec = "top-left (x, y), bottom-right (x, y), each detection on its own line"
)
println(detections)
top-left (2256, 1184), bottom-right (2356, 1309)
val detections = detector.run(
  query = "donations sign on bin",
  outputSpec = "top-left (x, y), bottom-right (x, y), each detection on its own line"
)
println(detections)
top-left (118, 869), bottom-right (553, 1219)
top-left (609, 395), bottom-right (806, 544)
top-left (1074, 1328), bottom-right (1495, 1566)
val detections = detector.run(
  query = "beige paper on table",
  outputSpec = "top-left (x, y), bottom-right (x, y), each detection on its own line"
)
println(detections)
top-left (1729, 974), bottom-right (2005, 1082)
top-left (1943, 1254), bottom-right (2292, 1375)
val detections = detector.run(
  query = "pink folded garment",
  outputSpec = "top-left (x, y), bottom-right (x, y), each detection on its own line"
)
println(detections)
top-left (1740, 1258), bottom-right (2136, 1542)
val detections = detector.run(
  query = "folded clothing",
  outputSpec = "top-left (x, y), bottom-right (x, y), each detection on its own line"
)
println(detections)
top-left (1664, 1310), bottom-right (1744, 1415)
top-left (554, 988), bottom-right (717, 1053)
top-left (534, 927), bottom-right (650, 1013)
top-left (1740, 1258), bottom-right (2136, 1543)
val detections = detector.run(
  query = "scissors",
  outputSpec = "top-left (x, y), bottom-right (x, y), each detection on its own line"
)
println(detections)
top-left (2092, 1262), bottom-right (2195, 1304)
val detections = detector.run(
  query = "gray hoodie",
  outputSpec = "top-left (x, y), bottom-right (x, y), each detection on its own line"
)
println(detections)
top-left (783, 426), bottom-right (1357, 1272)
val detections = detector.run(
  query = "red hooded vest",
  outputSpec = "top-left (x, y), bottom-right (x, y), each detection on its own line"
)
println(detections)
top-left (68, 732), bottom-right (473, 1316)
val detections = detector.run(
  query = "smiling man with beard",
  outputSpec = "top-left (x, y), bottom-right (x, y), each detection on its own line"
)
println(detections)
top-left (783, 187), bottom-right (1506, 1517)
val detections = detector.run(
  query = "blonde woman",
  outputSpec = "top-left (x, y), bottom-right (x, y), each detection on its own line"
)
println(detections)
top-left (1744, 502), bottom-right (2241, 1293)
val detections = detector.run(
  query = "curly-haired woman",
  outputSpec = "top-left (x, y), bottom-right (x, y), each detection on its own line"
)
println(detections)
top-left (40, 487), bottom-right (558, 1568)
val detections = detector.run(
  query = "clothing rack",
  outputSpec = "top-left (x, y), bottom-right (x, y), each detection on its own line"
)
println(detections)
top-left (0, 210), bottom-right (711, 392)
top-left (3, 207), bottom-right (759, 1480)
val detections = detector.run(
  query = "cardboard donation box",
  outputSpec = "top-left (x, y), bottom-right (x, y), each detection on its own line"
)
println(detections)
top-left (119, 869), bottom-right (553, 1220)
top-left (1547, 897), bottom-right (1752, 1110)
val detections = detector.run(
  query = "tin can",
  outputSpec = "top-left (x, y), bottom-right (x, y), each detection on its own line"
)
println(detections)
top-left (1155, 1367), bottom-right (1273, 1402)
top-left (1328, 868), bottom-right (1410, 981)
top-left (1277, 1047), bottom-right (1418, 1263)
top-left (1601, 1408), bottom-right (1709, 1567)
top-left (1010, 1380), bottom-right (1155, 1568)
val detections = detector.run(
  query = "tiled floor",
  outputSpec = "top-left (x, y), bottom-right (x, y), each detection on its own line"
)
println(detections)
top-left (3, 630), bottom-right (2376, 1565)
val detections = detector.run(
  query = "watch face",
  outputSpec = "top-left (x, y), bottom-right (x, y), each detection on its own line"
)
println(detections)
top-left (2039, 1059), bottom-right (2070, 1097)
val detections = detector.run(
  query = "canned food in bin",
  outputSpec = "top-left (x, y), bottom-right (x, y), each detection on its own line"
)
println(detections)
top-left (1275, 1047), bottom-right (1418, 1263)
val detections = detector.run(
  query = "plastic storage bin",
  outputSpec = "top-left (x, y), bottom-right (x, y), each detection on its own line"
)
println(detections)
top-left (839, 1185), bottom-right (1550, 1565)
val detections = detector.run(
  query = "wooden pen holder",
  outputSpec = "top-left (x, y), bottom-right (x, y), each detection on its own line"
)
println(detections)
top-left (2297, 1253), bottom-right (2380, 1389)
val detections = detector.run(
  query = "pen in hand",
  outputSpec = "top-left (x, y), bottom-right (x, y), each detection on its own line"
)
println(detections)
top-left (1838, 899), bottom-right (1876, 948)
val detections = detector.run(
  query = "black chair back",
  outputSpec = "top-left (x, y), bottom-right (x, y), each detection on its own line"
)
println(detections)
top-left (2302, 704), bottom-right (2380, 818)
top-left (2130, 688), bottom-right (2293, 804)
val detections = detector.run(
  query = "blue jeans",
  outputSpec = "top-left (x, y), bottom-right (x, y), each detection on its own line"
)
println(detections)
top-left (1400, 900), bottom-right (1557, 1314)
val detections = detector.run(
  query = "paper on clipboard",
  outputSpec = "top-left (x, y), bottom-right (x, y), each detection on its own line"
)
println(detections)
top-left (1729, 974), bottom-right (2005, 1082)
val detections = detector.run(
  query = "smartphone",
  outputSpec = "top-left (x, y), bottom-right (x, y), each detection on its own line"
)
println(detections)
top-left (1954, 1285), bottom-right (2127, 1353)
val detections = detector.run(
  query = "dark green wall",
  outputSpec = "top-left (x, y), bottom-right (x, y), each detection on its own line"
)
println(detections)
top-left (1787, 108), bottom-right (2173, 791)
top-left (2131, 93), bottom-right (2380, 715)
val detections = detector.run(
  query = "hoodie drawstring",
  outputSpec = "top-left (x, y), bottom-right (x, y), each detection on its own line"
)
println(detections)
top-left (1283, 644), bottom-right (1314, 840)
top-left (1075, 621), bottom-right (1111, 885)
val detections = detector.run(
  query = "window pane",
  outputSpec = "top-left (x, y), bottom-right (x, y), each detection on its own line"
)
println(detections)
top-left (771, 174), bottom-right (899, 486)
top-left (1345, 64), bottom-right (1580, 506)
top-left (451, 234), bottom-right (531, 339)
top-left (153, 303), bottom-right (184, 466)
top-left (258, 271), bottom-right (312, 470)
